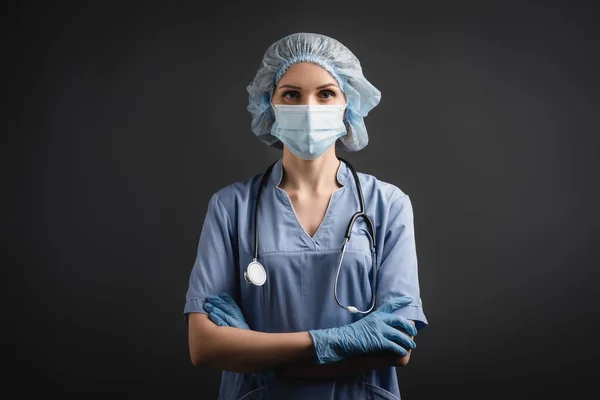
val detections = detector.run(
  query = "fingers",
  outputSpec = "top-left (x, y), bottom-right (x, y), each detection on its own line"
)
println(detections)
top-left (206, 295), bottom-right (238, 316)
top-left (381, 325), bottom-right (416, 352)
top-left (209, 313), bottom-right (228, 327)
top-left (379, 314), bottom-right (418, 337)
top-left (204, 302), bottom-right (244, 328)
top-left (204, 304), bottom-right (228, 327)
top-left (382, 339), bottom-right (409, 357)
top-left (376, 297), bottom-right (412, 314)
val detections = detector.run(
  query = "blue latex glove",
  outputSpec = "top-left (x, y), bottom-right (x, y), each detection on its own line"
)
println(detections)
top-left (203, 292), bottom-right (250, 330)
top-left (308, 297), bottom-right (418, 365)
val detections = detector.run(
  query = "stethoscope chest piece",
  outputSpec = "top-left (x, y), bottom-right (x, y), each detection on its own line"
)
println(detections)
top-left (245, 260), bottom-right (267, 286)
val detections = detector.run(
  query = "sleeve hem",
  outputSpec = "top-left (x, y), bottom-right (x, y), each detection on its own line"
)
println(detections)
top-left (393, 305), bottom-right (429, 331)
top-left (184, 298), bottom-right (208, 316)
top-left (183, 298), bottom-right (208, 328)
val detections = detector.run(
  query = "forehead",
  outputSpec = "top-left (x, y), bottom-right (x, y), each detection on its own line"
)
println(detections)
top-left (276, 62), bottom-right (339, 88)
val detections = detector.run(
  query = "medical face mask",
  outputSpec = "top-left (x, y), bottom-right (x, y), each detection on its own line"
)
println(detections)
top-left (271, 104), bottom-right (347, 160)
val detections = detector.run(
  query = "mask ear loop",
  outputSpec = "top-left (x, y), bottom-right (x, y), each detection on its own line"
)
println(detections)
top-left (270, 100), bottom-right (278, 121)
top-left (342, 103), bottom-right (348, 123)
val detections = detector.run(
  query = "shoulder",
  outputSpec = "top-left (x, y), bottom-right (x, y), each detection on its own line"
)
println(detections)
top-left (208, 170), bottom-right (264, 215)
top-left (355, 169), bottom-right (410, 206)
top-left (354, 169), bottom-right (416, 232)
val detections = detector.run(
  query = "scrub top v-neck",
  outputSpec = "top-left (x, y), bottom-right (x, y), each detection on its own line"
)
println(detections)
top-left (184, 159), bottom-right (428, 400)
top-left (273, 165), bottom-right (346, 246)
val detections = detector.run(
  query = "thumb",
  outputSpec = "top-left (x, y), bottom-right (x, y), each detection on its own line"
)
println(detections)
top-left (377, 296), bottom-right (413, 314)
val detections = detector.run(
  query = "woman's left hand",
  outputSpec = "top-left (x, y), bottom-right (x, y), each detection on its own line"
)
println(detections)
top-left (203, 292), bottom-right (250, 330)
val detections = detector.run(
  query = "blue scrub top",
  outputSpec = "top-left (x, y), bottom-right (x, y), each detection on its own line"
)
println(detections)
top-left (184, 159), bottom-right (428, 400)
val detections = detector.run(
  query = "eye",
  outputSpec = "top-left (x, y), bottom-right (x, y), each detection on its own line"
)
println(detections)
top-left (319, 90), bottom-right (336, 100)
top-left (282, 90), bottom-right (300, 100)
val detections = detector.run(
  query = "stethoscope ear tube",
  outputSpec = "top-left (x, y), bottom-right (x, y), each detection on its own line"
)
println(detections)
top-left (334, 212), bottom-right (378, 315)
top-left (245, 161), bottom-right (277, 290)
top-left (253, 161), bottom-right (278, 261)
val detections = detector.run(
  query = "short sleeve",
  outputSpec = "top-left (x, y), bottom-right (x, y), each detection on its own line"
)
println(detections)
top-left (377, 194), bottom-right (428, 331)
top-left (183, 193), bottom-right (237, 325)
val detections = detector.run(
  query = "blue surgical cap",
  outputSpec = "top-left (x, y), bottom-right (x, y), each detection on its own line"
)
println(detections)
top-left (246, 32), bottom-right (381, 152)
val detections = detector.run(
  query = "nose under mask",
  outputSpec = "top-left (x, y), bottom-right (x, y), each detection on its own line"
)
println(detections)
top-left (271, 104), bottom-right (347, 160)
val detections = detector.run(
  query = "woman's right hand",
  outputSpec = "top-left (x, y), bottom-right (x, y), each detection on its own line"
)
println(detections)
top-left (203, 292), bottom-right (250, 330)
top-left (308, 297), bottom-right (417, 365)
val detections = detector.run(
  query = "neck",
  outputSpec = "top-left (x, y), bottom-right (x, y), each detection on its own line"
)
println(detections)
top-left (280, 148), bottom-right (342, 193)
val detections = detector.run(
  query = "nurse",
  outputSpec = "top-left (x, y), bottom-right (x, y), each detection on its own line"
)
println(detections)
top-left (184, 32), bottom-right (428, 399)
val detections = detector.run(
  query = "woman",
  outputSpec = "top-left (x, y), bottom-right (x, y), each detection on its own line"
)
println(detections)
top-left (184, 32), bottom-right (428, 399)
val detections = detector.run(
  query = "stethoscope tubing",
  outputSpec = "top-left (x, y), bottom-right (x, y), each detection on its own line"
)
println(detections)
top-left (249, 158), bottom-right (377, 314)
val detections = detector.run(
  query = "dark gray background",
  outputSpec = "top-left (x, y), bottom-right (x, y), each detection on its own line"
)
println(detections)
top-left (6, 0), bottom-right (599, 398)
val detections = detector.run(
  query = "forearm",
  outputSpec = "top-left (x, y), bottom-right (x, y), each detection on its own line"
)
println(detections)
top-left (189, 314), bottom-right (314, 373)
top-left (278, 351), bottom-right (411, 380)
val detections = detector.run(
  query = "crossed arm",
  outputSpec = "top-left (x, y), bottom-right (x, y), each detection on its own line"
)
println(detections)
top-left (187, 193), bottom-right (422, 379)
top-left (188, 312), bottom-right (415, 380)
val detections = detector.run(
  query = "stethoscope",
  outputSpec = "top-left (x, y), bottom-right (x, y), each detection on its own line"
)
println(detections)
top-left (244, 158), bottom-right (377, 314)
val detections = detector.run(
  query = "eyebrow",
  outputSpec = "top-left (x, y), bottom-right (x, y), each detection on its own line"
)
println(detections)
top-left (277, 83), bottom-right (339, 90)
